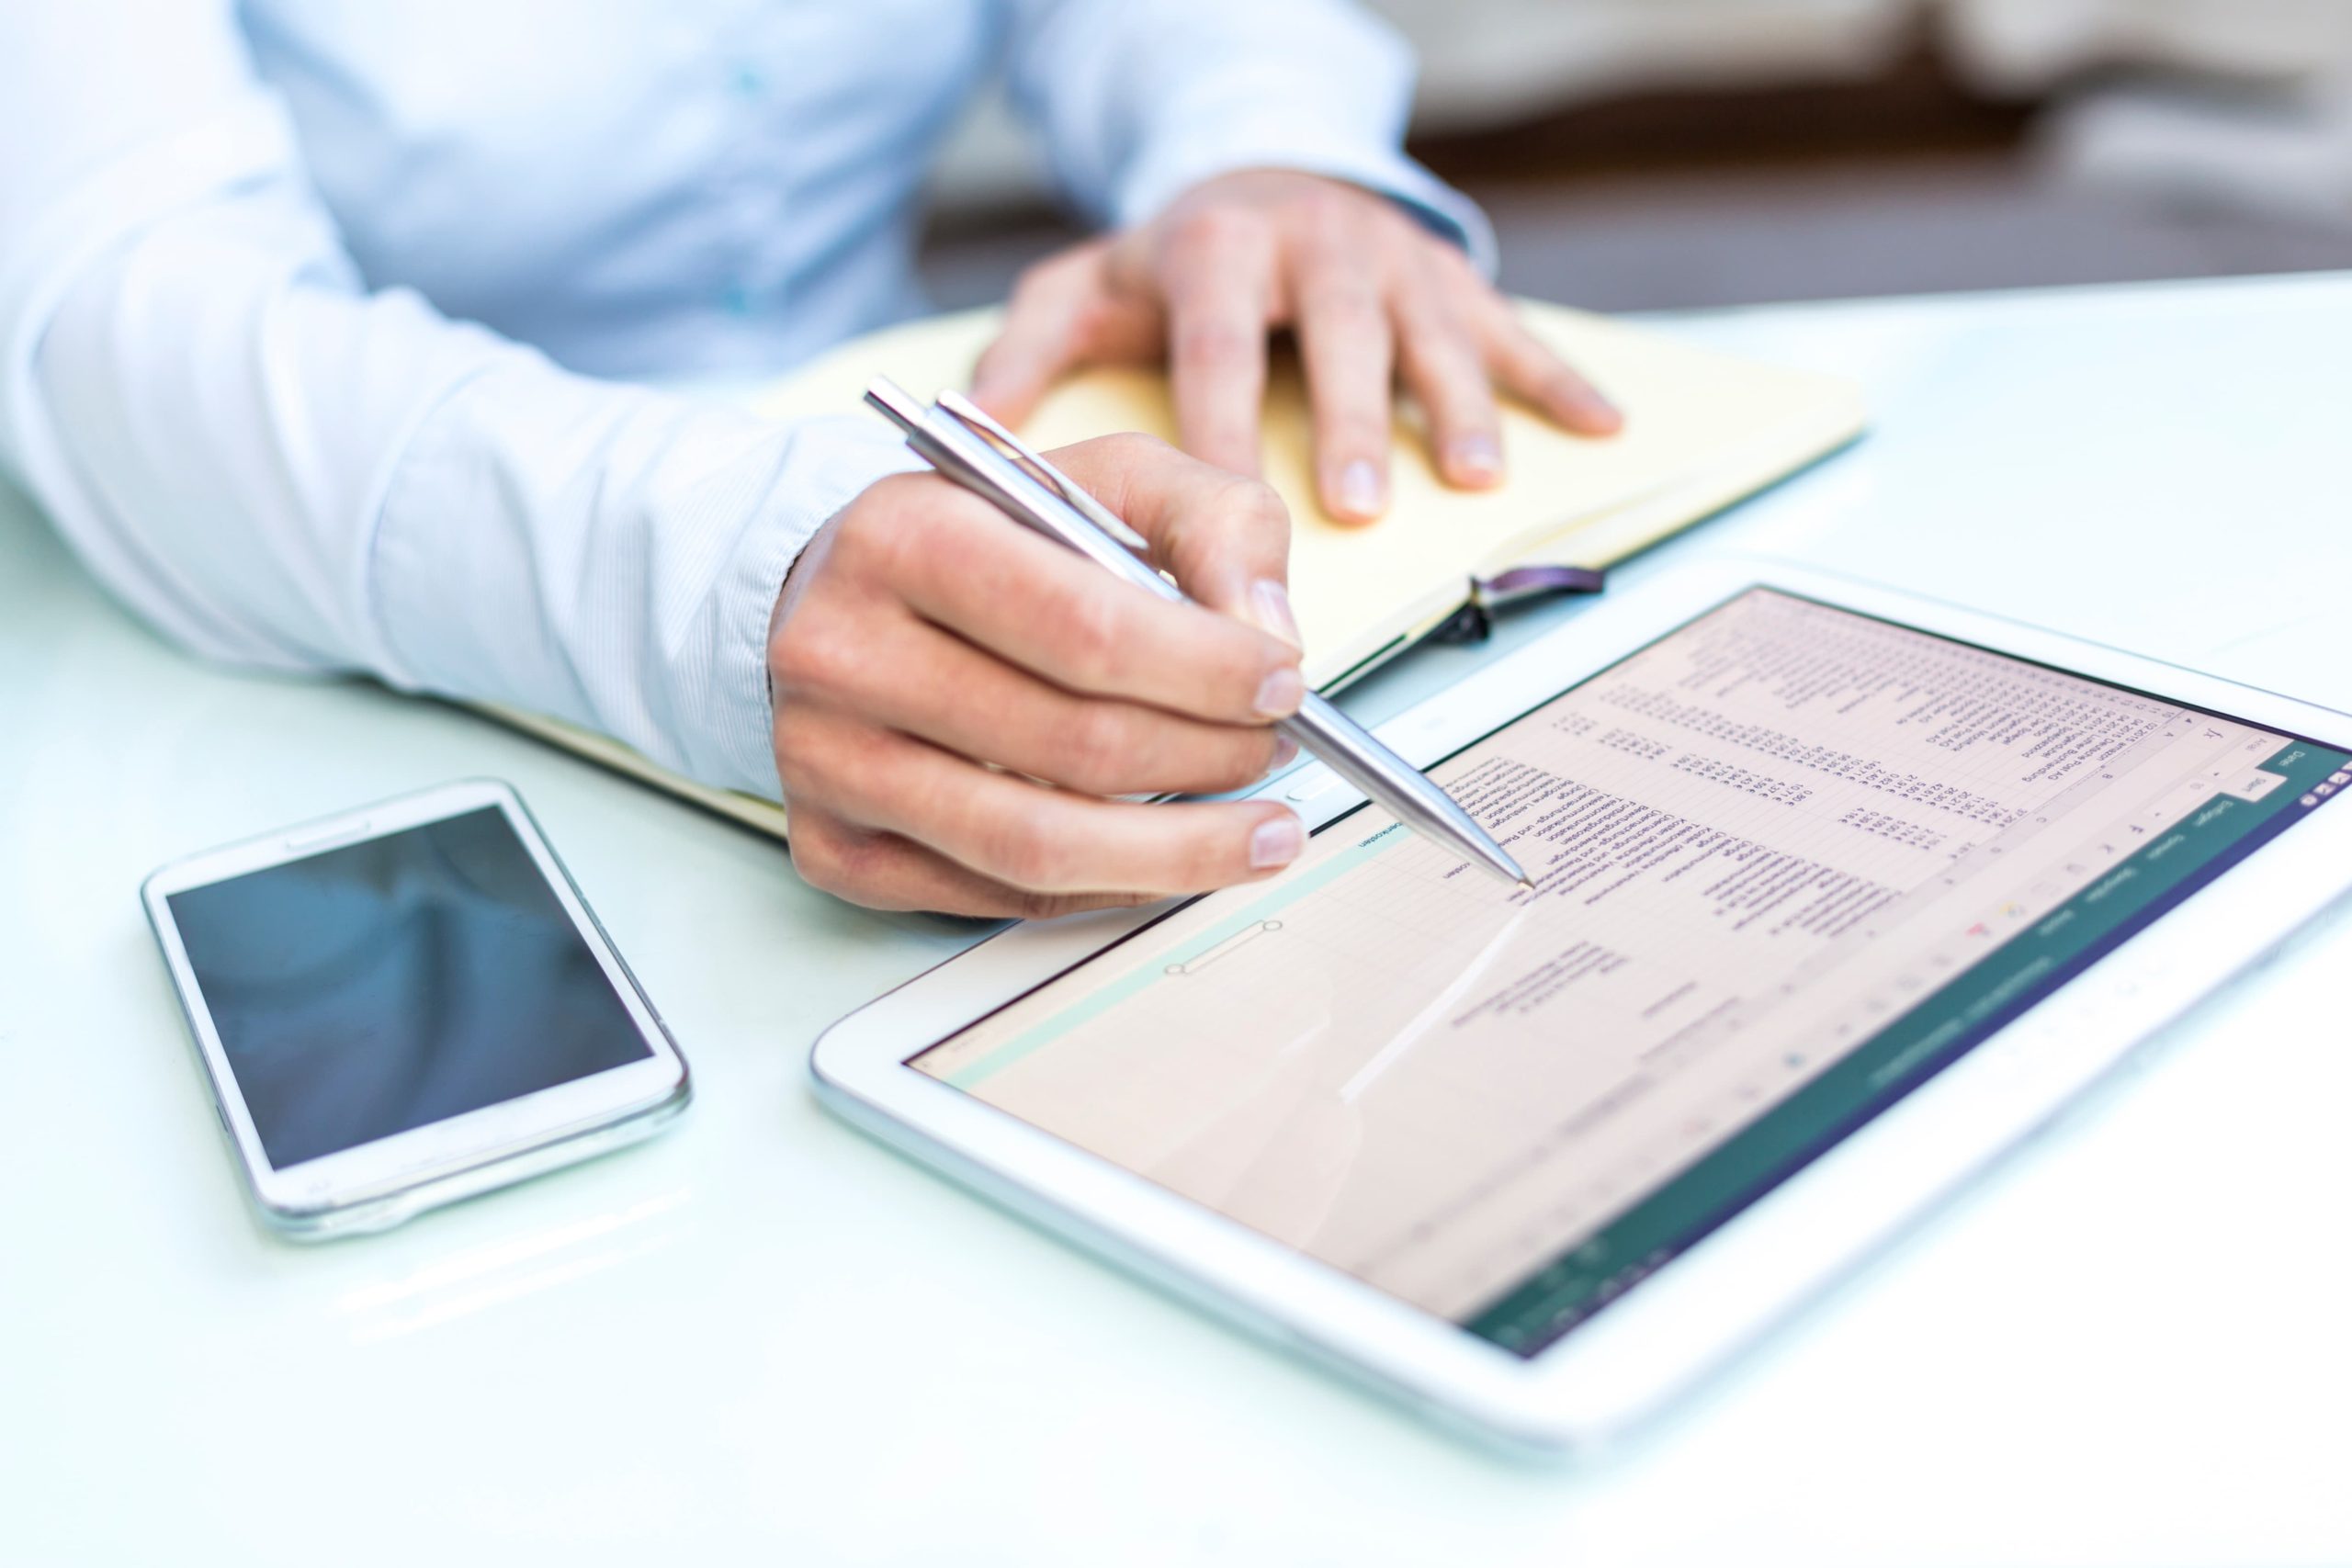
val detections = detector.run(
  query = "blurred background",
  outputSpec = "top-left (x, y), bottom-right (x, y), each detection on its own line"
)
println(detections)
top-left (923, 0), bottom-right (2352, 310)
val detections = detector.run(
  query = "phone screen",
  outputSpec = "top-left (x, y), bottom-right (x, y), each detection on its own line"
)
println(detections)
top-left (166, 807), bottom-right (652, 1168)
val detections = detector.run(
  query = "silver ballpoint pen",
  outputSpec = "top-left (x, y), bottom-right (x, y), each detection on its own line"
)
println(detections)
top-left (863, 378), bottom-right (1533, 889)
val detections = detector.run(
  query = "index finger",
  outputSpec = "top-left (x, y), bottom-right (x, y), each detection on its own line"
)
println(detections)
top-left (1047, 434), bottom-right (1301, 648)
top-left (873, 472), bottom-right (1302, 725)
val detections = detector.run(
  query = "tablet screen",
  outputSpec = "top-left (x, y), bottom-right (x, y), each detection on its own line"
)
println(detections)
top-left (911, 589), bottom-right (2349, 1356)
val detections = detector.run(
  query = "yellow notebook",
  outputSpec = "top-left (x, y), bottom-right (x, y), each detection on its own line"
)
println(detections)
top-left (486, 300), bottom-right (1865, 839)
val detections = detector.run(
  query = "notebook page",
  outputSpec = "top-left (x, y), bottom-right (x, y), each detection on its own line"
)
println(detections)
top-left (747, 303), bottom-right (1863, 685)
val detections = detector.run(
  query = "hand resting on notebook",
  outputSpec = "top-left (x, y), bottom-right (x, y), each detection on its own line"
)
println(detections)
top-left (969, 170), bottom-right (1623, 528)
top-left (768, 434), bottom-right (1312, 917)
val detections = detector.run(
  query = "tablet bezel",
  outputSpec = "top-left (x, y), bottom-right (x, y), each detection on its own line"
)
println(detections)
top-left (808, 559), bottom-right (2352, 1450)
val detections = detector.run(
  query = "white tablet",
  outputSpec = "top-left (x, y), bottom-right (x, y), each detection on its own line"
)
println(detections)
top-left (810, 560), bottom-right (2352, 1450)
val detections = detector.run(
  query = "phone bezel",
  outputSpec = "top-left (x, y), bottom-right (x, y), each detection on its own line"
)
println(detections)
top-left (142, 777), bottom-right (689, 1231)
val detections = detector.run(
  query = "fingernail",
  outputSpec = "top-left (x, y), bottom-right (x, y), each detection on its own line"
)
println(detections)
top-left (1271, 735), bottom-right (1300, 769)
top-left (1577, 389), bottom-right (1625, 432)
top-left (1449, 434), bottom-right (1503, 484)
top-left (1254, 665), bottom-right (1305, 719)
top-left (1249, 813), bottom-right (1305, 870)
top-left (1250, 579), bottom-right (1303, 649)
top-left (1336, 459), bottom-right (1384, 518)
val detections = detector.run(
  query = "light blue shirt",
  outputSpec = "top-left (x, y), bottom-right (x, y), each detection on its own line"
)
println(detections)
top-left (0, 0), bottom-right (1483, 799)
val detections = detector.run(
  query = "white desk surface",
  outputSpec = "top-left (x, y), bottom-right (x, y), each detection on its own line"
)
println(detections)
top-left (6, 273), bottom-right (2350, 1567)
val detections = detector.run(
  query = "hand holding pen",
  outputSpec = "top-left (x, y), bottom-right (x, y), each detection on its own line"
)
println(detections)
top-left (764, 423), bottom-right (1332, 918)
top-left (763, 385), bottom-right (1526, 919)
top-left (865, 381), bottom-right (1527, 890)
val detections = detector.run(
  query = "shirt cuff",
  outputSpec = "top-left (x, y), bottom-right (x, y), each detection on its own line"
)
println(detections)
top-left (697, 412), bottom-right (921, 800)
top-left (1112, 125), bottom-right (1498, 278)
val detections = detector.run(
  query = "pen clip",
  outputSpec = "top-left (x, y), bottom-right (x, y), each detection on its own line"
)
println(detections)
top-left (934, 389), bottom-right (1154, 554)
top-left (865, 377), bottom-right (1047, 514)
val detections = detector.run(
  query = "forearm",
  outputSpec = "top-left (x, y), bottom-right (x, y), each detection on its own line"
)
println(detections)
top-left (374, 366), bottom-right (907, 795)
top-left (16, 141), bottom-right (906, 798)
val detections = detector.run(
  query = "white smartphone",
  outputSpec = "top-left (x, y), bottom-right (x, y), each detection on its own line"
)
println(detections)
top-left (143, 778), bottom-right (691, 1239)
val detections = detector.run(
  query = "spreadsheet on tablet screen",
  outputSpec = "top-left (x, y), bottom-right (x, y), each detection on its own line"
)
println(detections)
top-left (912, 589), bottom-right (2350, 1355)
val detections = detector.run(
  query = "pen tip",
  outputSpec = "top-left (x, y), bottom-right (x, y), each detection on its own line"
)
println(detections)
top-left (1516, 878), bottom-right (1537, 893)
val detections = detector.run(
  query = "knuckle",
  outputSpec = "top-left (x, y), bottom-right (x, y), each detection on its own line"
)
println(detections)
top-left (1423, 323), bottom-right (1482, 377)
top-left (828, 491), bottom-right (902, 577)
top-left (1060, 430), bottom-right (1173, 497)
top-left (1173, 205), bottom-right (1268, 257)
top-left (984, 799), bottom-right (1073, 889)
top-left (832, 834), bottom-right (895, 897)
top-left (856, 471), bottom-right (933, 528)
top-left (1400, 295), bottom-right (1476, 364)
top-left (1066, 291), bottom-right (1125, 350)
top-left (770, 709), bottom-right (842, 804)
top-left (767, 612), bottom-right (853, 696)
top-left (865, 474), bottom-right (965, 558)
top-left (1216, 473), bottom-right (1289, 537)
top-left (1057, 705), bottom-right (1135, 795)
top-left (1335, 288), bottom-right (1388, 331)
top-left (788, 821), bottom-right (856, 897)
top-left (1184, 843), bottom-right (1230, 891)
top-left (1415, 363), bottom-right (1490, 425)
top-left (1090, 430), bottom-right (1171, 470)
top-left (1048, 581), bottom-right (1128, 688)
top-left (1421, 234), bottom-right (1478, 282)
top-left (767, 627), bottom-right (818, 693)
top-left (1205, 730), bottom-right (1279, 794)
top-left (1165, 820), bottom-right (1237, 891)
top-left (1424, 268), bottom-right (1483, 327)
top-left (1171, 318), bottom-right (1258, 374)
top-left (787, 839), bottom-right (838, 894)
top-left (1323, 403), bottom-right (1391, 447)
top-left (1294, 188), bottom-right (1363, 256)
top-left (1453, 383), bottom-right (1503, 427)
top-left (1539, 368), bottom-right (1589, 407)
top-left (1438, 405), bottom-right (1499, 446)
top-left (773, 741), bottom-right (819, 803)
top-left (1203, 639), bottom-right (1274, 719)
